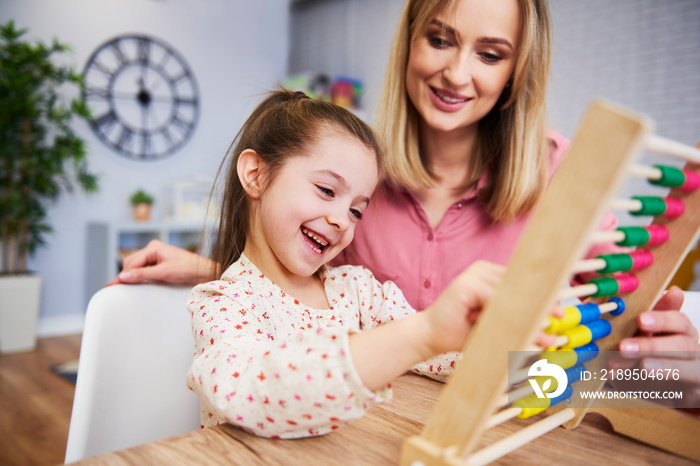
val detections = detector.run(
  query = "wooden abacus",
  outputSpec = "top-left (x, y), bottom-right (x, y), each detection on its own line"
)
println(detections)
top-left (400, 100), bottom-right (700, 465)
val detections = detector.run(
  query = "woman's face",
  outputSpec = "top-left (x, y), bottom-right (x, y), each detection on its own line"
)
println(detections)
top-left (406, 0), bottom-right (521, 135)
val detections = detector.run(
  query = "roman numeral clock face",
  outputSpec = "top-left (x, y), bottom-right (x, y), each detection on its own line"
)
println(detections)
top-left (83, 35), bottom-right (199, 160)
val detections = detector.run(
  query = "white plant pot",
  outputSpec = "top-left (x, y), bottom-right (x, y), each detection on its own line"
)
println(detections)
top-left (0, 274), bottom-right (42, 353)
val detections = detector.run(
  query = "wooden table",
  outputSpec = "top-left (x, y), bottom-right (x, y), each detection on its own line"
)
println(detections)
top-left (72, 375), bottom-right (695, 465)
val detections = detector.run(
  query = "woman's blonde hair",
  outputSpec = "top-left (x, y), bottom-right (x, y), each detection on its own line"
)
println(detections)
top-left (376, 0), bottom-right (552, 223)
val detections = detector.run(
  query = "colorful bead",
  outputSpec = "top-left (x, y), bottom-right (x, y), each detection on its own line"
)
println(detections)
top-left (650, 165), bottom-right (686, 188)
top-left (646, 225), bottom-right (670, 245)
top-left (589, 273), bottom-right (638, 297)
top-left (630, 196), bottom-right (667, 216)
top-left (608, 297), bottom-right (625, 316)
top-left (577, 302), bottom-right (603, 325)
top-left (546, 306), bottom-right (582, 334)
top-left (679, 169), bottom-right (700, 192)
top-left (616, 225), bottom-right (669, 247)
top-left (549, 385), bottom-right (574, 407)
top-left (662, 197), bottom-right (685, 218)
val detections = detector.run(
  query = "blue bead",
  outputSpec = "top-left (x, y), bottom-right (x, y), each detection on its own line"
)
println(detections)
top-left (608, 297), bottom-right (625, 316)
top-left (576, 302), bottom-right (602, 324)
top-left (574, 343), bottom-right (599, 363)
top-left (550, 385), bottom-right (574, 406)
top-left (587, 319), bottom-right (612, 341)
top-left (565, 364), bottom-right (586, 383)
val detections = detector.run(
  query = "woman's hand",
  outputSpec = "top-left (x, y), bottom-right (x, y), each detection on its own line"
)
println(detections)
top-left (107, 239), bottom-right (219, 286)
top-left (619, 286), bottom-right (700, 383)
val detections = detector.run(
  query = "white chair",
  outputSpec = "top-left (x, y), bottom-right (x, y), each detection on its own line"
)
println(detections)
top-left (65, 284), bottom-right (201, 463)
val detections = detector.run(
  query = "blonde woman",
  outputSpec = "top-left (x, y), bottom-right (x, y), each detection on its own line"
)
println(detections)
top-left (113, 0), bottom-right (699, 369)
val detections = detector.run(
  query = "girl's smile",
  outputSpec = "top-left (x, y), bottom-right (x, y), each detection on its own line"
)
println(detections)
top-left (243, 127), bottom-right (379, 288)
top-left (301, 226), bottom-right (330, 256)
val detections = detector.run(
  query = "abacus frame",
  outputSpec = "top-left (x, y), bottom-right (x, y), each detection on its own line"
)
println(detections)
top-left (400, 100), bottom-right (700, 465)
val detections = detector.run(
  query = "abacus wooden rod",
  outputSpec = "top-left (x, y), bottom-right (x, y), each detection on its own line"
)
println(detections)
top-left (465, 409), bottom-right (576, 466)
top-left (609, 198), bottom-right (644, 212)
top-left (558, 284), bottom-right (598, 300)
top-left (484, 407), bottom-right (521, 429)
top-left (628, 163), bottom-right (662, 181)
top-left (589, 230), bottom-right (625, 244)
top-left (645, 133), bottom-right (700, 162)
top-left (569, 258), bottom-right (606, 274)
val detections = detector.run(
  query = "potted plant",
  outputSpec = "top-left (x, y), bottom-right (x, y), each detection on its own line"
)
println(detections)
top-left (0, 21), bottom-right (98, 352)
top-left (130, 189), bottom-right (155, 222)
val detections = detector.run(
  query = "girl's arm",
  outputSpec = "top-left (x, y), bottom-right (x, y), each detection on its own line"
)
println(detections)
top-left (349, 261), bottom-right (504, 391)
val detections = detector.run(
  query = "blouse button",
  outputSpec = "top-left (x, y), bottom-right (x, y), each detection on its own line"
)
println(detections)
top-left (427, 233), bottom-right (434, 241)
top-left (423, 280), bottom-right (431, 289)
top-left (322, 310), bottom-right (333, 319)
top-left (457, 202), bottom-right (463, 209)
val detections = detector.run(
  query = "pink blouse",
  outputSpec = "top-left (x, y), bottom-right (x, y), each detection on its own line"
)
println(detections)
top-left (336, 130), bottom-right (620, 310)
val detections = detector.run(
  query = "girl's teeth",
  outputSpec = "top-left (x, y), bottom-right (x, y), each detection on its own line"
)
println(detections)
top-left (302, 227), bottom-right (329, 247)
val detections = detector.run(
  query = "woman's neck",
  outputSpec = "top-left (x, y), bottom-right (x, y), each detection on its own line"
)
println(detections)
top-left (419, 123), bottom-right (478, 190)
top-left (414, 124), bottom-right (480, 229)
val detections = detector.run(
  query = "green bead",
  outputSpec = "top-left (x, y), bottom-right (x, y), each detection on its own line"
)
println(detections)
top-left (631, 196), bottom-right (666, 216)
top-left (616, 226), bottom-right (649, 246)
top-left (589, 277), bottom-right (619, 297)
top-left (650, 165), bottom-right (685, 188)
top-left (598, 253), bottom-right (633, 273)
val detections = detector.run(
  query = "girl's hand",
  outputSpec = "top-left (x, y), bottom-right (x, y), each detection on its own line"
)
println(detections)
top-left (422, 261), bottom-right (505, 355)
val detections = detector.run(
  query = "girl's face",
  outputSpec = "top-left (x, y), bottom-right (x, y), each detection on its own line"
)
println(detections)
top-left (406, 0), bottom-right (520, 135)
top-left (250, 129), bottom-right (379, 280)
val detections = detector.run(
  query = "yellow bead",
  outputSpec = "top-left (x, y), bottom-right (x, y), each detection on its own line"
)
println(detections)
top-left (561, 325), bottom-right (593, 348)
top-left (513, 392), bottom-right (551, 419)
top-left (546, 306), bottom-right (581, 334)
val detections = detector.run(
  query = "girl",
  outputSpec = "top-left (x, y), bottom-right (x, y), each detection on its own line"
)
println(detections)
top-left (186, 90), bottom-right (505, 438)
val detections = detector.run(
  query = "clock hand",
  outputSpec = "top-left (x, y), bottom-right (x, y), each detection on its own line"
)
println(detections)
top-left (141, 103), bottom-right (148, 133)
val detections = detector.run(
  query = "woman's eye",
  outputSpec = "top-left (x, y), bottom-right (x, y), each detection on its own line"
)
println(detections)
top-left (479, 52), bottom-right (503, 63)
top-left (428, 36), bottom-right (451, 49)
top-left (350, 208), bottom-right (363, 220)
top-left (316, 185), bottom-right (335, 197)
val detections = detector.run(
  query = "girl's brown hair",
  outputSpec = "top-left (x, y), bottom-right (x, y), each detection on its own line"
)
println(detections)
top-left (376, 0), bottom-right (552, 223)
top-left (210, 90), bottom-right (383, 277)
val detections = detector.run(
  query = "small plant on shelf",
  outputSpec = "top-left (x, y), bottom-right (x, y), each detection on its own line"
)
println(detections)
top-left (130, 189), bottom-right (155, 222)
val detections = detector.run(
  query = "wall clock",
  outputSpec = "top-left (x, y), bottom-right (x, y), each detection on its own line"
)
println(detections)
top-left (82, 34), bottom-right (200, 160)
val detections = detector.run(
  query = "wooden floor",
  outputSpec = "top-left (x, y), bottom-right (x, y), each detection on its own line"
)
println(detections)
top-left (0, 334), bottom-right (82, 466)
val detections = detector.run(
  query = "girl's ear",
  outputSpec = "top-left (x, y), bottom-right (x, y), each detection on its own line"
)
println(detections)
top-left (237, 149), bottom-right (264, 199)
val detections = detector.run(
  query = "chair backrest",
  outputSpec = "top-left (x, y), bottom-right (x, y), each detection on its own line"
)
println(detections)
top-left (65, 284), bottom-right (201, 463)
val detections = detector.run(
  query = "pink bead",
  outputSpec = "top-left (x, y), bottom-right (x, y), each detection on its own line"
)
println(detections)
top-left (645, 225), bottom-right (670, 246)
top-left (680, 169), bottom-right (700, 192)
top-left (662, 197), bottom-right (685, 218)
top-left (615, 273), bottom-right (640, 294)
top-left (629, 250), bottom-right (654, 270)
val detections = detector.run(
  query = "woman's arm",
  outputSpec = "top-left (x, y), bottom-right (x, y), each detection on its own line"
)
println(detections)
top-left (108, 239), bottom-right (218, 286)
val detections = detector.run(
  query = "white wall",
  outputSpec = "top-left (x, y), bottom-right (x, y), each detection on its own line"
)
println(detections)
top-left (0, 0), bottom-right (290, 335)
